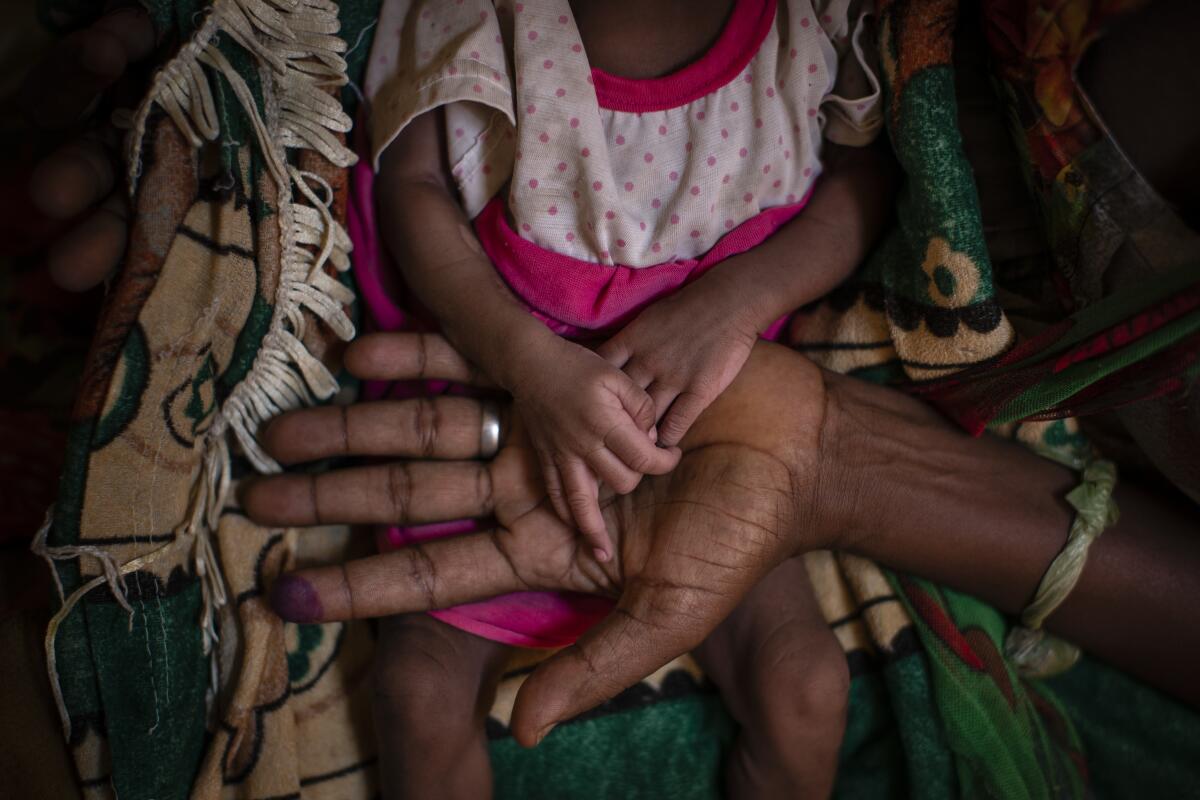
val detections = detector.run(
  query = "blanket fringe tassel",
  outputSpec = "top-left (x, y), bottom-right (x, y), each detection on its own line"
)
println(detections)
top-left (35, 0), bottom-right (358, 741)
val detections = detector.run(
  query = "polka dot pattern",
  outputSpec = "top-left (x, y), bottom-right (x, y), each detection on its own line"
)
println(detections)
top-left (366, 0), bottom-right (882, 266)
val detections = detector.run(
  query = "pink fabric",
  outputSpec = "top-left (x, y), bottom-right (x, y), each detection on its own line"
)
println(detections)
top-left (373, 521), bottom-right (613, 647)
top-left (364, 0), bottom-right (884, 266)
top-left (474, 189), bottom-right (811, 337)
top-left (591, 0), bottom-right (778, 113)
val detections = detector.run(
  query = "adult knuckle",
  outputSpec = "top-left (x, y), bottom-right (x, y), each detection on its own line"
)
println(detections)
top-left (335, 405), bottom-right (352, 455)
top-left (405, 543), bottom-right (441, 610)
top-left (414, 332), bottom-right (431, 377)
top-left (572, 643), bottom-right (622, 697)
top-left (385, 462), bottom-right (414, 522)
top-left (337, 561), bottom-right (359, 619)
top-left (476, 464), bottom-right (496, 510)
top-left (412, 396), bottom-right (439, 457)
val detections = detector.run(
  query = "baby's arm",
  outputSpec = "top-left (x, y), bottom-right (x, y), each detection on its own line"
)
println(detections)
top-left (377, 110), bottom-right (679, 558)
top-left (599, 142), bottom-right (896, 446)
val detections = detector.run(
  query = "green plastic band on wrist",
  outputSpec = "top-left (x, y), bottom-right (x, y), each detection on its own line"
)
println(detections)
top-left (1005, 458), bottom-right (1120, 678)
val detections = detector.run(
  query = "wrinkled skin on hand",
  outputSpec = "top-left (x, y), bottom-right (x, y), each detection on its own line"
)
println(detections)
top-left (244, 335), bottom-right (834, 746)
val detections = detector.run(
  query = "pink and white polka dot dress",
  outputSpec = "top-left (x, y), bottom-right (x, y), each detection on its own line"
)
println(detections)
top-left (354, 0), bottom-right (881, 647)
top-left (363, 0), bottom-right (880, 333)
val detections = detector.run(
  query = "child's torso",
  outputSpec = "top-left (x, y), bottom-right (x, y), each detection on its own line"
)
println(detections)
top-left (367, 0), bottom-right (877, 268)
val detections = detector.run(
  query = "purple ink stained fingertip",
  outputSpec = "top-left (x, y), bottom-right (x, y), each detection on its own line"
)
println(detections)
top-left (270, 574), bottom-right (323, 623)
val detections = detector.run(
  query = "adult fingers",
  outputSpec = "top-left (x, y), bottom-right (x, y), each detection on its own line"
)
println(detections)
top-left (20, 8), bottom-right (155, 130)
top-left (92, 6), bottom-right (158, 63)
top-left (242, 461), bottom-right (497, 527)
top-left (603, 422), bottom-right (681, 476)
top-left (344, 332), bottom-right (493, 386)
top-left (260, 397), bottom-right (499, 465)
top-left (30, 139), bottom-right (115, 220)
top-left (270, 528), bottom-right (541, 622)
top-left (509, 577), bottom-right (723, 747)
top-left (560, 460), bottom-right (611, 559)
top-left (20, 31), bottom-right (123, 129)
top-left (658, 391), bottom-right (711, 449)
top-left (45, 192), bottom-right (128, 291)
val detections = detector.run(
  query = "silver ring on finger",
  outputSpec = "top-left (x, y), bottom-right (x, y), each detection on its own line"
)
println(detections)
top-left (479, 400), bottom-right (502, 459)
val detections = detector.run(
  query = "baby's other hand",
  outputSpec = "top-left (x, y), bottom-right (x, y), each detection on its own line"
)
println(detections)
top-left (510, 338), bottom-right (681, 561)
top-left (598, 281), bottom-right (759, 448)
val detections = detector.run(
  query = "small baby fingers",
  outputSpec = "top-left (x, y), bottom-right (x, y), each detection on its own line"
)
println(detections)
top-left (605, 423), bottom-right (681, 476)
top-left (538, 450), bottom-right (573, 526)
top-left (586, 448), bottom-right (642, 496)
top-left (560, 460), bottom-right (614, 562)
top-left (657, 391), bottom-right (711, 449)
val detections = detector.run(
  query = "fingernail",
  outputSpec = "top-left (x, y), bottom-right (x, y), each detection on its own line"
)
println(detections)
top-left (593, 547), bottom-right (610, 563)
top-left (270, 574), bottom-right (323, 623)
top-left (535, 723), bottom-right (556, 745)
top-left (649, 426), bottom-right (658, 443)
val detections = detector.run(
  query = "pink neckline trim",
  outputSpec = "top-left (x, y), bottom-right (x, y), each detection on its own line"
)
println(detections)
top-left (590, 0), bottom-right (777, 113)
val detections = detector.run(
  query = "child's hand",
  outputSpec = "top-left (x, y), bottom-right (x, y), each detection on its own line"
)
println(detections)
top-left (597, 281), bottom-right (760, 448)
top-left (510, 337), bottom-right (681, 561)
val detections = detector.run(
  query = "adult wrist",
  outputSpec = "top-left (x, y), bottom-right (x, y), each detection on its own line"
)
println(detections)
top-left (816, 371), bottom-right (1079, 614)
top-left (805, 371), bottom-right (891, 554)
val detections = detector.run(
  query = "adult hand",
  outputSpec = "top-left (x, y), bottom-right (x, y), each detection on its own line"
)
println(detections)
top-left (20, 4), bottom-right (156, 290)
top-left (243, 333), bottom-right (841, 745)
top-left (244, 327), bottom-right (1200, 736)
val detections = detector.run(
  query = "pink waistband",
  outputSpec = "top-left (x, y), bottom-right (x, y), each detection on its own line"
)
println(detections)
top-left (472, 192), bottom-right (811, 337)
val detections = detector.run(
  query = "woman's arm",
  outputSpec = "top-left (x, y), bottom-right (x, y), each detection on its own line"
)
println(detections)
top-left (822, 371), bottom-right (1200, 705)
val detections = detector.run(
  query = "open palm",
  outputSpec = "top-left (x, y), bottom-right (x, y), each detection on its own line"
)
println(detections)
top-left (245, 333), bottom-right (832, 744)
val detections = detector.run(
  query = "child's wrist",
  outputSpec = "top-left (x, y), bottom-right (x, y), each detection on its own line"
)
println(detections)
top-left (690, 263), bottom-right (779, 336)
top-left (485, 323), bottom-right (564, 393)
top-left (434, 306), bottom-right (554, 392)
